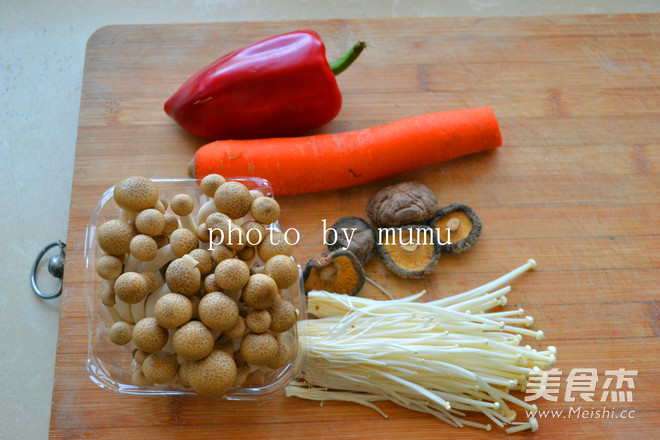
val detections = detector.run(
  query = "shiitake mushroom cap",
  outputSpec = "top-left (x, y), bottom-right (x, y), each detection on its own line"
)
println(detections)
top-left (303, 249), bottom-right (365, 296)
top-left (326, 216), bottom-right (377, 264)
top-left (377, 224), bottom-right (441, 279)
top-left (367, 181), bottom-right (438, 227)
top-left (428, 203), bottom-right (482, 254)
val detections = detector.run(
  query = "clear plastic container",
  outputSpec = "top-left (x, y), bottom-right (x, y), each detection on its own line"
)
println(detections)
top-left (84, 178), bottom-right (307, 399)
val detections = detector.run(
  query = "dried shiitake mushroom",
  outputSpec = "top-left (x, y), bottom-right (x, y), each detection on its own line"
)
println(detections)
top-left (378, 224), bottom-right (441, 279)
top-left (326, 216), bottom-right (377, 264)
top-left (367, 181), bottom-right (438, 227)
top-left (303, 249), bottom-right (365, 296)
top-left (429, 203), bottom-right (482, 254)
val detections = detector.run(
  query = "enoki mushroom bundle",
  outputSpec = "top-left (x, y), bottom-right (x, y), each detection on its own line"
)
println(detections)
top-left (287, 260), bottom-right (553, 434)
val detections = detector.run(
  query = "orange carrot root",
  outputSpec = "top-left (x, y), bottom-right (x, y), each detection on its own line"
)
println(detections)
top-left (189, 107), bottom-right (502, 196)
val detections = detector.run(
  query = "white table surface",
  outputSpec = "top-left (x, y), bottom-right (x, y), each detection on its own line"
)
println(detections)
top-left (1, 1), bottom-right (657, 438)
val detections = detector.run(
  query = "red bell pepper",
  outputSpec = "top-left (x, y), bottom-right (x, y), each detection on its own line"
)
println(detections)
top-left (164, 30), bottom-right (366, 141)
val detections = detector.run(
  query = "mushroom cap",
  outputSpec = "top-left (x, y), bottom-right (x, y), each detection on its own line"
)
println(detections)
top-left (97, 219), bottom-right (133, 256)
top-left (214, 259), bottom-right (250, 291)
top-left (189, 349), bottom-right (237, 396)
top-left (132, 349), bottom-right (149, 365)
top-left (200, 174), bottom-right (226, 198)
top-left (162, 213), bottom-right (180, 235)
top-left (428, 203), bottom-right (482, 254)
top-left (188, 249), bottom-right (213, 276)
top-left (173, 320), bottom-right (215, 361)
top-left (170, 228), bottom-right (198, 258)
top-left (113, 177), bottom-right (159, 212)
top-left (203, 274), bottom-right (220, 294)
top-left (245, 309), bottom-right (271, 334)
top-left (100, 285), bottom-right (115, 306)
top-left (109, 321), bottom-right (134, 345)
top-left (236, 246), bottom-right (255, 262)
top-left (268, 299), bottom-right (297, 333)
top-left (378, 224), bottom-right (441, 279)
top-left (326, 217), bottom-right (377, 264)
top-left (141, 271), bottom-right (160, 293)
top-left (142, 351), bottom-right (179, 384)
top-left (224, 316), bottom-right (247, 340)
top-left (132, 317), bottom-right (168, 353)
top-left (153, 234), bottom-right (169, 248)
top-left (198, 292), bottom-right (239, 331)
top-left (131, 368), bottom-right (153, 386)
top-left (249, 189), bottom-right (265, 201)
top-left (367, 181), bottom-right (438, 227)
top-left (165, 257), bottom-right (201, 297)
top-left (96, 255), bottom-right (123, 280)
top-left (171, 193), bottom-right (195, 216)
top-left (265, 339), bottom-right (293, 370)
top-left (210, 244), bottom-right (235, 264)
top-left (250, 196), bottom-right (280, 225)
top-left (154, 293), bottom-right (193, 329)
top-left (153, 200), bottom-right (166, 214)
top-left (257, 231), bottom-right (293, 262)
top-left (178, 360), bottom-right (195, 388)
top-left (206, 212), bottom-right (231, 234)
top-left (135, 209), bottom-right (165, 236)
top-left (214, 181), bottom-right (252, 219)
top-left (242, 274), bottom-right (278, 310)
top-left (196, 222), bottom-right (211, 242)
top-left (303, 249), bottom-right (365, 296)
top-left (241, 221), bottom-right (266, 246)
top-left (129, 234), bottom-right (158, 261)
top-left (114, 272), bottom-right (149, 304)
top-left (224, 223), bottom-right (246, 251)
top-left (263, 255), bottom-right (299, 289)
top-left (240, 332), bottom-right (278, 365)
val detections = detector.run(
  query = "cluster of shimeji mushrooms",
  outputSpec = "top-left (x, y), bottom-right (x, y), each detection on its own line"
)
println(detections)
top-left (96, 176), bottom-right (299, 396)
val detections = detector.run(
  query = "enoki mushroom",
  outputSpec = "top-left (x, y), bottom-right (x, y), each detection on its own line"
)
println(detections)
top-left (287, 259), bottom-right (552, 434)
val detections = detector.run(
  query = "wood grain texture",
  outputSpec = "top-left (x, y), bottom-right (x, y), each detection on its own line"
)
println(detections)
top-left (51, 15), bottom-right (659, 439)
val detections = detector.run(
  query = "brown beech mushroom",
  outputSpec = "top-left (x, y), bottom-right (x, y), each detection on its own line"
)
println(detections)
top-left (214, 181), bottom-right (252, 219)
top-left (250, 196), bottom-right (280, 224)
top-left (132, 317), bottom-right (168, 353)
top-left (249, 189), bottom-right (265, 201)
top-left (240, 332), bottom-right (278, 365)
top-left (263, 254), bottom-right (299, 289)
top-left (203, 274), bottom-right (220, 294)
top-left (378, 224), bottom-right (441, 279)
top-left (113, 176), bottom-right (160, 219)
top-left (124, 234), bottom-right (158, 272)
top-left (242, 274), bottom-right (278, 310)
top-left (165, 255), bottom-right (201, 297)
top-left (188, 249), bottom-right (213, 276)
top-left (188, 349), bottom-right (237, 396)
top-left (108, 321), bottom-right (133, 345)
top-left (162, 212), bottom-right (180, 235)
top-left (268, 299), bottom-right (297, 333)
top-left (214, 258), bottom-right (250, 291)
top-left (171, 193), bottom-right (197, 233)
top-left (135, 209), bottom-right (165, 237)
top-left (224, 316), bottom-right (247, 340)
top-left (197, 174), bottom-right (226, 224)
top-left (97, 219), bottom-right (134, 256)
top-left (265, 339), bottom-right (293, 370)
top-left (114, 272), bottom-right (149, 304)
top-left (141, 228), bottom-right (198, 272)
top-left (367, 181), bottom-right (438, 227)
top-left (303, 250), bottom-right (365, 296)
top-left (257, 231), bottom-right (292, 262)
top-left (154, 293), bottom-right (193, 329)
top-left (326, 217), bottom-right (377, 264)
top-left (245, 309), bottom-right (271, 334)
top-left (428, 203), bottom-right (482, 254)
top-left (142, 351), bottom-right (178, 384)
top-left (96, 255), bottom-right (123, 280)
top-left (198, 292), bottom-right (239, 331)
top-left (210, 243), bottom-right (235, 265)
top-left (173, 320), bottom-right (215, 361)
top-left (132, 369), bottom-right (152, 386)
top-left (241, 221), bottom-right (266, 246)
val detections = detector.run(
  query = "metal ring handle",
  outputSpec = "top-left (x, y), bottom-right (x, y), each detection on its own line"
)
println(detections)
top-left (31, 240), bottom-right (66, 299)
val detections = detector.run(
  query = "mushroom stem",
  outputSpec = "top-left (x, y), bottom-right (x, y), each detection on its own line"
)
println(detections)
top-left (318, 264), bottom-right (338, 282)
top-left (364, 276), bottom-right (395, 300)
top-left (197, 199), bottom-right (217, 224)
top-left (124, 254), bottom-right (141, 273)
top-left (179, 214), bottom-right (197, 234)
top-left (446, 217), bottom-right (461, 232)
top-left (119, 209), bottom-right (138, 223)
top-left (140, 245), bottom-right (176, 272)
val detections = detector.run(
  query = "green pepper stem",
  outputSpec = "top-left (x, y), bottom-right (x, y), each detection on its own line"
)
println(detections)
top-left (329, 41), bottom-right (367, 76)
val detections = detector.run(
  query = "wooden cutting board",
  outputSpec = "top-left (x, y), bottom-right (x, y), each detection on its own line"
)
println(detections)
top-left (51, 15), bottom-right (659, 439)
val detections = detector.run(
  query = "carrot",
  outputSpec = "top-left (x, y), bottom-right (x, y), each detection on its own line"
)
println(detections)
top-left (188, 107), bottom-right (502, 196)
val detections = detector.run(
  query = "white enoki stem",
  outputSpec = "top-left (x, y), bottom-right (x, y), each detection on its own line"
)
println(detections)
top-left (287, 260), bottom-right (550, 434)
top-left (364, 276), bottom-right (395, 300)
